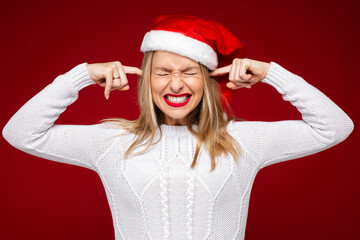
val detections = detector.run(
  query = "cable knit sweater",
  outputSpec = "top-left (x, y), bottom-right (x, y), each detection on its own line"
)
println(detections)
top-left (2, 62), bottom-right (354, 240)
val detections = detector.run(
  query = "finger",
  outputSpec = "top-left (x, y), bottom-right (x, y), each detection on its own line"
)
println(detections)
top-left (240, 60), bottom-right (252, 81)
top-left (115, 65), bottom-right (130, 91)
top-left (227, 82), bottom-right (237, 89)
top-left (234, 59), bottom-right (241, 81)
top-left (123, 66), bottom-right (142, 76)
top-left (227, 81), bottom-right (246, 90)
top-left (118, 85), bottom-right (130, 91)
top-left (117, 64), bottom-right (129, 89)
top-left (229, 59), bottom-right (237, 81)
top-left (104, 70), bottom-right (113, 100)
top-left (227, 81), bottom-right (252, 90)
top-left (209, 65), bottom-right (231, 77)
top-left (247, 80), bottom-right (256, 86)
top-left (113, 64), bottom-right (122, 89)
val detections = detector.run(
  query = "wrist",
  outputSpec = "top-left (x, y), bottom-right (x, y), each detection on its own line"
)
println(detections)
top-left (260, 62), bottom-right (271, 81)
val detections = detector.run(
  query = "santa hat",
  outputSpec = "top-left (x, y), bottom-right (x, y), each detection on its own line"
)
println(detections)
top-left (140, 15), bottom-right (245, 105)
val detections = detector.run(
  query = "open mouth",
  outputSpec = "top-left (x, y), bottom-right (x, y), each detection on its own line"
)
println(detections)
top-left (165, 94), bottom-right (190, 103)
top-left (163, 94), bottom-right (192, 107)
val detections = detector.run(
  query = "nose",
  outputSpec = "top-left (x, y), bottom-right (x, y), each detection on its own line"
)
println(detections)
top-left (169, 73), bottom-right (184, 93)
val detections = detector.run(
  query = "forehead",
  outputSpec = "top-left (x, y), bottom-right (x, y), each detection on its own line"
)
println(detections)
top-left (152, 51), bottom-right (200, 69)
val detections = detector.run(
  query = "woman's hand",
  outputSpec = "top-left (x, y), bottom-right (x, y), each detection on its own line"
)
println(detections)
top-left (86, 61), bottom-right (142, 100)
top-left (209, 58), bottom-right (270, 89)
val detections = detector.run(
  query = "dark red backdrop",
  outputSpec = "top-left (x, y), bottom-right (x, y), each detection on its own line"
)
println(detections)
top-left (1, 0), bottom-right (359, 239)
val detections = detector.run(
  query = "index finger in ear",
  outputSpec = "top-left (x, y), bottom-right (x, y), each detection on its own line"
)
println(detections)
top-left (209, 65), bottom-right (231, 77)
top-left (123, 66), bottom-right (142, 76)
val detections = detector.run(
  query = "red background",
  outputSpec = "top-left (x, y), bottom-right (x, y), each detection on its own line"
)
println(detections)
top-left (1, 0), bottom-right (359, 239)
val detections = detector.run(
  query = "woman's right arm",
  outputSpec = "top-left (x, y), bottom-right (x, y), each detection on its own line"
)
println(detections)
top-left (2, 62), bottom-right (141, 171)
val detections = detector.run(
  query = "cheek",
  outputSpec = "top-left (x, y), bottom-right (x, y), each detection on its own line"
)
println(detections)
top-left (193, 78), bottom-right (204, 98)
top-left (150, 78), bottom-right (165, 104)
top-left (151, 76), bottom-right (167, 91)
top-left (150, 78), bottom-right (159, 95)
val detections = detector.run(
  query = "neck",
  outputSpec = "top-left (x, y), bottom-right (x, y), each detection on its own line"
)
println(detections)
top-left (164, 117), bottom-right (187, 126)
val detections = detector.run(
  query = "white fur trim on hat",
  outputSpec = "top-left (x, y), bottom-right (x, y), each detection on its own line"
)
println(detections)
top-left (140, 30), bottom-right (218, 70)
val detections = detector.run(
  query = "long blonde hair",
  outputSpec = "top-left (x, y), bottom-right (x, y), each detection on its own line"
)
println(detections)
top-left (102, 51), bottom-right (243, 171)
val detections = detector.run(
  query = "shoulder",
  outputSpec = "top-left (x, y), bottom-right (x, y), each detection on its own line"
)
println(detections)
top-left (226, 119), bottom-right (273, 146)
top-left (226, 119), bottom-right (275, 158)
top-left (226, 119), bottom-right (262, 132)
top-left (227, 119), bottom-right (288, 136)
top-left (89, 122), bottom-right (137, 159)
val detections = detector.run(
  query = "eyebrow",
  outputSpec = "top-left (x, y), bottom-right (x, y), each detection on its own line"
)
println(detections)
top-left (153, 66), bottom-right (199, 72)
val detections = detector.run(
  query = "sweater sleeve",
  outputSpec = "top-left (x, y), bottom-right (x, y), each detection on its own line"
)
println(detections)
top-left (229, 62), bottom-right (354, 169)
top-left (2, 63), bottom-right (117, 172)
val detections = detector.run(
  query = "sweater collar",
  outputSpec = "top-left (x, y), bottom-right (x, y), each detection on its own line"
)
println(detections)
top-left (158, 124), bottom-right (198, 137)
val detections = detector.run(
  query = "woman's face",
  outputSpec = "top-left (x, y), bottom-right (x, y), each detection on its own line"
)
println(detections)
top-left (151, 51), bottom-right (204, 126)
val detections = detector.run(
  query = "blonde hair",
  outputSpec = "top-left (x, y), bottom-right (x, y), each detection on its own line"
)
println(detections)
top-left (102, 51), bottom-right (243, 171)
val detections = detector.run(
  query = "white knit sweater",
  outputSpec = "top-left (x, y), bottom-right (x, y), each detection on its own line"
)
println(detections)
top-left (2, 62), bottom-right (354, 240)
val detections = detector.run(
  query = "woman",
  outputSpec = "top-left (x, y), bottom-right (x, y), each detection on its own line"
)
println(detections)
top-left (2, 15), bottom-right (354, 240)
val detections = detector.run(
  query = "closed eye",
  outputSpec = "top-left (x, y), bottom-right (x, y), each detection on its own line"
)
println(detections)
top-left (156, 73), bottom-right (170, 76)
top-left (184, 72), bottom-right (198, 76)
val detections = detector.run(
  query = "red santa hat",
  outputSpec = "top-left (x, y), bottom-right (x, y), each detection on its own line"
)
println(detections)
top-left (140, 15), bottom-right (245, 105)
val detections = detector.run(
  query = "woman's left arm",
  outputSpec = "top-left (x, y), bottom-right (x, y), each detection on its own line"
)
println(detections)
top-left (212, 59), bottom-right (354, 169)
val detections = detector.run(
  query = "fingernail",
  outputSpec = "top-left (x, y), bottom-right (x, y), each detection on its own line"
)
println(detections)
top-left (105, 94), bottom-right (109, 100)
top-left (245, 85), bottom-right (251, 89)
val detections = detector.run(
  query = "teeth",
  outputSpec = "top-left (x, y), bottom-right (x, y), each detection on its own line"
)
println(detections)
top-left (166, 95), bottom-right (189, 103)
